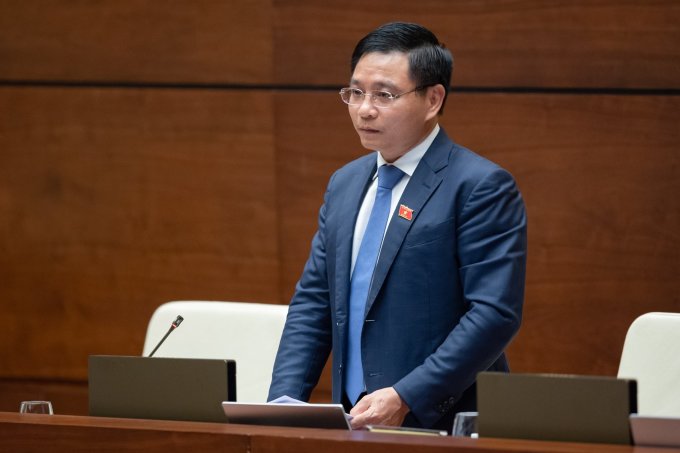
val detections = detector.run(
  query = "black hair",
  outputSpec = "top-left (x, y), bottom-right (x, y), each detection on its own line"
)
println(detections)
top-left (350, 22), bottom-right (453, 114)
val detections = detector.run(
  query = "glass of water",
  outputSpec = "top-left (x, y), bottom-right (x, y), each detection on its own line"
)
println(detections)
top-left (452, 411), bottom-right (478, 437)
top-left (19, 401), bottom-right (54, 415)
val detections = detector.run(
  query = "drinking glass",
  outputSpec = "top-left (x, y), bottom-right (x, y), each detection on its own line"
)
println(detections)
top-left (452, 411), bottom-right (478, 437)
top-left (19, 401), bottom-right (53, 415)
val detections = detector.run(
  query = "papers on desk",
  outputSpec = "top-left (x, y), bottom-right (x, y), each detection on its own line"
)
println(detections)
top-left (269, 395), bottom-right (353, 421)
top-left (269, 395), bottom-right (303, 404)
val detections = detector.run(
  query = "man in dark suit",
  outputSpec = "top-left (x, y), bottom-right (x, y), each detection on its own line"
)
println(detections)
top-left (268, 22), bottom-right (527, 432)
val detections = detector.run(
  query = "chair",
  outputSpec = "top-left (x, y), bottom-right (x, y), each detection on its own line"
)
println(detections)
top-left (617, 312), bottom-right (680, 416)
top-left (142, 300), bottom-right (288, 403)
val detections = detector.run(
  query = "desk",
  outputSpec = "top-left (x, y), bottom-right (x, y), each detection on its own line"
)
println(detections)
top-left (0, 412), bottom-right (677, 453)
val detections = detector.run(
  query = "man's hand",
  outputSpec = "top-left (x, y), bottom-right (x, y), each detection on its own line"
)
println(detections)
top-left (349, 387), bottom-right (410, 430)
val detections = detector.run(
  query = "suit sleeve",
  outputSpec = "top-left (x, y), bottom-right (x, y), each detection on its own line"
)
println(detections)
top-left (267, 175), bottom-right (335, 402)
top-left (393, 167), bottom-right (527, 427)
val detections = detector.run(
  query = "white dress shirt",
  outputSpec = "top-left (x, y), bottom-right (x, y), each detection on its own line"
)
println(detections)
top-left (350, 124), bottom-right (440, 275)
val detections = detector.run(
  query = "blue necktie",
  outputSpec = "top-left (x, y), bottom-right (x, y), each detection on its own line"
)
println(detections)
top-left (345, 164), bottom-right (405, 404)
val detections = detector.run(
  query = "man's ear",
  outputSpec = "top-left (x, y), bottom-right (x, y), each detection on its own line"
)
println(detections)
top-left (425, 84), bottom-right (446, 119)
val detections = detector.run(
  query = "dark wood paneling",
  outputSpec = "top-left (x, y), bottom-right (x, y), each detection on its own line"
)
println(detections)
top-left (447, 93), bottom-right (680, 375)
top-left (0, 379), bottom-right (88, 415)
top-left (275, 91), bottom-right (680, 377)
top-left (274, 0), bottom-right (680, 88)
top-left (1, 1), bottom-right (677, 88)
top-left (273, 95), bottom-right (358, 303)
top-left (0, 0), bottom-right (273, 84)
top-left (0, 87), bottom-right (279, 379)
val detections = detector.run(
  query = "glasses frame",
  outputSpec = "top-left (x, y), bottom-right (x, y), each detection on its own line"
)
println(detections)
top-left (339, 85), bottom-right (432, 109)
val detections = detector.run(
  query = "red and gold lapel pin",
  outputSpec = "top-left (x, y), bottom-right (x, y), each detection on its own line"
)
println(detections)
top-left (398, 204), bottom-right (413, 221)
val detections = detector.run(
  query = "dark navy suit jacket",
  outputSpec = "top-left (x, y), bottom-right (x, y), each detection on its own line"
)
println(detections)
top-left (268, 128), bottom-right (527, 430)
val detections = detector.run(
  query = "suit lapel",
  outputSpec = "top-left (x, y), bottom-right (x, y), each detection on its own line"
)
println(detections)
top-left (364, 131), bottom-right (452, 317)
top-left (334, 158), bottom-right (376, 323)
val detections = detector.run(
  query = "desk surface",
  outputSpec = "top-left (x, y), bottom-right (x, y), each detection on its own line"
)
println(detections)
top-left (1, 411), bottom-right (677, 453)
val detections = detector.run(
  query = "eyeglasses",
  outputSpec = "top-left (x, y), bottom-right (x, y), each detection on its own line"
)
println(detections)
top-left (339, 86), bottom-right (429, 109)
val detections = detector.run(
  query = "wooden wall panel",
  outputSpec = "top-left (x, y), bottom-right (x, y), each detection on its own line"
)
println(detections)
top-left (447, 93), bottom-right (680, 375)
top-left (0, 87), bottom-right (279, 379)
top-left (2, 1), bottom-right (677, 88)
top-left (275, 92), bottom-right (680, 378)
top-left (273, 96), bottom-right (357, 300)
top-left (274, 0), bottom-right (680, 88)
top-left (0, 379), bottom-right (88, 415)
top-left (0, 0), bottom-right (273, 84)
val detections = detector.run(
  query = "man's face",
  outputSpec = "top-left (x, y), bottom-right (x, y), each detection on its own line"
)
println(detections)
top-left (348, 51), bottom-right (438, 163)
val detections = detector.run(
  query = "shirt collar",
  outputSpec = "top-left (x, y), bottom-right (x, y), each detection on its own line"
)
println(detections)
top-left (374, 123), bottom-right (440, 179)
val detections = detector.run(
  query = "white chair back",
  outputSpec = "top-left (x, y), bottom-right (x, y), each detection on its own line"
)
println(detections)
top-left (143, 300), bottom-right (288, 403)
top-left (618, 312), bottom-right (680, 416)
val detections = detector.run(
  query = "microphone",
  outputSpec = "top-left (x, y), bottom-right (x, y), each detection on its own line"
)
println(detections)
top-left (147, 315), bottom-right (184, 357)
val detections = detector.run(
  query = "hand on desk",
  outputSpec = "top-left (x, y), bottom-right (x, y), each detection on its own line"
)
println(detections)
top-left (349, 387), bottom-right (410, 430)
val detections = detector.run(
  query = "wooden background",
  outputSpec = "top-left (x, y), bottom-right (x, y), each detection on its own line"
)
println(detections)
top-left (1, 0), bottom-right (679, 415)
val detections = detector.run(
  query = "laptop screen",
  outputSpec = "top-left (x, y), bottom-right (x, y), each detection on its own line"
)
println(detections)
top-left (89, 355), bottom-right (236, 423)
top-left (222, 401), bottom-right (351, 429)
top-left (477, 372), bottom-right (636, 445)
